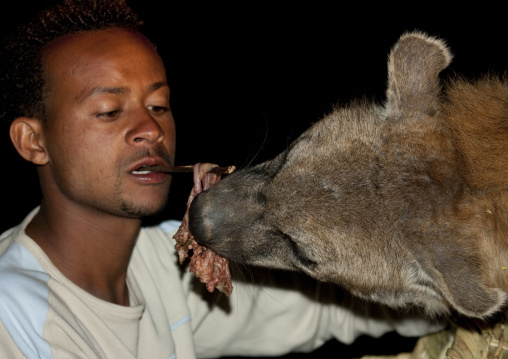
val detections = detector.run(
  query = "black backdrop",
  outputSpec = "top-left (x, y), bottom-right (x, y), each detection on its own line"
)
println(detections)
top-left (0, 2), bottom-right (507, 358)
top-left (1, 2), bottom-right (507, 233)
top-left (1, 3), bottom-right (507, 232)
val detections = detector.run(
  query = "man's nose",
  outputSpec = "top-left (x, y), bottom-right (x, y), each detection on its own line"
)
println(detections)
top-left (126, 109), bottom-right (164, 145)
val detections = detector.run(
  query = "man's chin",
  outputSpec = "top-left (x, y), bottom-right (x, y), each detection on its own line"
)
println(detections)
top-left (120, 200), bottom-right (168, 218)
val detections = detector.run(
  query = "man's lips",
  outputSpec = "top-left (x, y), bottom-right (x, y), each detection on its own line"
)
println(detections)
top-left (127, 157), bottom-right (173, 186)
top-left (128, 156), bottom-right (172, 174)
top-left (128, 163), bottom-right (171, 185)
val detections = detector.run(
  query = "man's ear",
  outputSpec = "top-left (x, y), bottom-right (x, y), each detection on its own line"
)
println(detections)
top-left (10, 117), bottom-right (49, 165)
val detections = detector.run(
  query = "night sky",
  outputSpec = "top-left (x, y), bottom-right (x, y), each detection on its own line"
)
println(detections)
top-left (1, 2), bottom-right (506, 233)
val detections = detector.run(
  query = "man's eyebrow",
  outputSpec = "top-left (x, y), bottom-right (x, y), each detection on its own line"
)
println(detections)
top-left (151, 81), bottom-right (169, 91)
top-left (81, 81), bottom-right (169, 101)
top-left (82, 86), bottom-right (129, 101)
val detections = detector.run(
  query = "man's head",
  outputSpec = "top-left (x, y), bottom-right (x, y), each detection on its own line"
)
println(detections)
top-left (0, 0), bottom-right (141, 124)
top-left (3, 0), bottom-right (176, 219)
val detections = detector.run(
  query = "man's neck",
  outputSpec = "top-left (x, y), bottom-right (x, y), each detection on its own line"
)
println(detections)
top-left (26, 202), bottom-right (142, 306)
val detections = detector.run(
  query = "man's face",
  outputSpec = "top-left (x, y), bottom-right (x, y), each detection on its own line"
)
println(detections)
top-left (41, 28), bottom-right (176, 218)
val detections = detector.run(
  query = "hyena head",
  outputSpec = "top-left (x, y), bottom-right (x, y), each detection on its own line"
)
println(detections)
top-left (189, 31), bottom-right (508, 319)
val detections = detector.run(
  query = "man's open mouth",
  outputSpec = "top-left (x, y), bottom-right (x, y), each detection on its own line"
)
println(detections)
top-left (131, 165), bottom-right (172, 174)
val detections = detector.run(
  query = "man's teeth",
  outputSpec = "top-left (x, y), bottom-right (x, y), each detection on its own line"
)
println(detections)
top-left (132, 166), bottom-right (153, 174)
top-left (131, 165), bottom-right (170, 174)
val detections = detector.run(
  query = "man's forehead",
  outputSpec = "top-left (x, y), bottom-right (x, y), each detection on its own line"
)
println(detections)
top-left (42, 28), bottom-right (167, 99)
top-left (44, 28), bottom-right (161, 79)
top-left (45, 27), bottom-right (151, 58)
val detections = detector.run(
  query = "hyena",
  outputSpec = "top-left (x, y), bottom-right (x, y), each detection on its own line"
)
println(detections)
top-left (188, 31), bottom-right (508, 320)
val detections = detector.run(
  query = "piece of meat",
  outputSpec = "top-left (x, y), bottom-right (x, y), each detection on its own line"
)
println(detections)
top-left (173, 163), bottom-right (234, 296)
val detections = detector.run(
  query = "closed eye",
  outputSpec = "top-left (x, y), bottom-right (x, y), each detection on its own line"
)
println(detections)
top-left (97, 109), bottom-right (122, 120)
top-left (148, 105), bottom-right (170, 115)
top-left (271, 229), bottom-right (317, 270)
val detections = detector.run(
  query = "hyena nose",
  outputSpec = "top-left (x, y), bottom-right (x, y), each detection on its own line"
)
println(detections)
top-left (188, 191), bottom-right (215, 245)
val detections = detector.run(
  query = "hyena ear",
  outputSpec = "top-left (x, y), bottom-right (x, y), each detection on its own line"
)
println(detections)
top-left (385, 31), bottom-right (452, 117)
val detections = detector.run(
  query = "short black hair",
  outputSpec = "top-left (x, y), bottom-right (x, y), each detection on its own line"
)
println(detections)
top-left (0, 0), bottom-right (141, 123)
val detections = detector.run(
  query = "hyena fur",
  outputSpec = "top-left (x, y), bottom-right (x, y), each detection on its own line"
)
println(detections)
top-left (189, 31), bottom-right (508, 320)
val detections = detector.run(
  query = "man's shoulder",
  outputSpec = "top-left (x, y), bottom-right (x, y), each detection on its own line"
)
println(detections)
top-left (0, 218), bottom-right (23, 256)
top-left (0, 208), bottom-right (49, 287)
top-left (131, 219), bottom-right (181, 267)
top-left (0, 208), bottom-right (51, 310)
top-left (0, 207), bottom-right (39, 256)
top-left (138, 219), bottom-right (181, 245)
top-left (0, 234), bottom-right (51, 302)
top-left (0, 232), bottom-right (52, 357)
top-left (156, 219), bottom-right (182, 236)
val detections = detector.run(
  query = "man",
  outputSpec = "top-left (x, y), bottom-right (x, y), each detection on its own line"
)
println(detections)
top-left (0, 1), bottom-right (443, 358)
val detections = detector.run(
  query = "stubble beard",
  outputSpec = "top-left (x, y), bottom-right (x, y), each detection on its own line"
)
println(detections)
top-left (114, 175), bottom-right (171, 218)
top-left (119, 192), bottom-right (169, 218)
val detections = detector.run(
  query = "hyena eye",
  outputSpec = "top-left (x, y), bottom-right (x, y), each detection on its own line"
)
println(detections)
top-left (272, 229), bottom-right (317, 270)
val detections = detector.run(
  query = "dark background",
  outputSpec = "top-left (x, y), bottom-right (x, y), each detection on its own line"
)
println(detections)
top-left (0, 2), bottom-right (506, 357)
top-left (1, 2), bottom-right (507, 234)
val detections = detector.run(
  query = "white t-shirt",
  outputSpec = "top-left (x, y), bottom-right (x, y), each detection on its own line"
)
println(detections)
top-left (0, 207), bottom-right (444, 358)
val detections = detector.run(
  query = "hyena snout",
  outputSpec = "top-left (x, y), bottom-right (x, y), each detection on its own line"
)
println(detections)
top-left (188, 191), bottom-right (218, 246)
top-left (188, 186), bottom-right (254, 248)
top-left (188, 174), bottom-right (270, 260)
